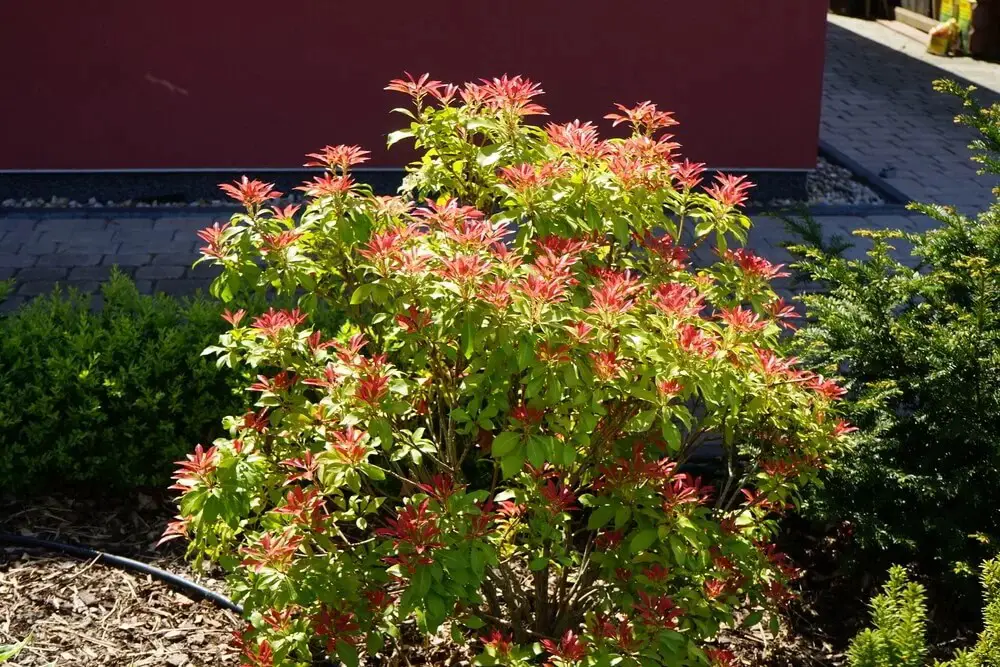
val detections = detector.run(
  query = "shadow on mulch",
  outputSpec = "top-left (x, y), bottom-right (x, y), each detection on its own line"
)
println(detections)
top-left (0, 494), bottom-right (239, 667)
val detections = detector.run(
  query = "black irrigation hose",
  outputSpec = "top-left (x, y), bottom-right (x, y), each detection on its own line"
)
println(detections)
top-left (0, 532), bottom-right (244, 614)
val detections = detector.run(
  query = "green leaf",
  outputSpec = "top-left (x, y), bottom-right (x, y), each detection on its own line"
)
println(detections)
top-left (464, 615), bottom-right (486, 629)
top-left (613, 216), bottom-right (630, 245)
top-left (366, 633), bottom-right (385, 656)
top-left (425, 593), bottom-right (448, 631)
top-left (530, 557), bottom-right (549, 571)
top-left (588, 504), bottom-right (616, 530)
top-left (350, 284), bottom-right (372, 305)
top-left (742, 610), bottom-right (765, 629)
top-left (630, 528), bottom-right (658, 554)
top-left (387, 129), bottom-right (415, 147)
top-left (462, 314), bottom-right (476, 358)
top-left (526, 436), bottom-right (546, 469)
top-left (477, 144), bottom-right (503, 167)
top-left (500, 451), bottom-right (523, 479)
top-left (336, 639), bottom-right (360, 667)
top-left (661, 418), bottom-right (681, 451)
top-left (491, 432), bottom-right (520, 458)
top-left (470, 546), bottom-right (486, 577)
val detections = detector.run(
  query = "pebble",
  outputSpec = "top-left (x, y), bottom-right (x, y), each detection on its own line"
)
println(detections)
top-left (0, 156), bottom-right (884, 209)
top-left (165, 652), bottom-right (190, 666)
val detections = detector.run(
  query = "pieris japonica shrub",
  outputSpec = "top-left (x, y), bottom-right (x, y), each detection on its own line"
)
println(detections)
top-left (164, 74), bottom-right (850, 667)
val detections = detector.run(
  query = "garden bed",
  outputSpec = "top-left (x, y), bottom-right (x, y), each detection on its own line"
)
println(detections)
top-left (0, 496), bottom-right (239, 667)
top-left (0, 155), bottom-right (885, 212)
top-left (0, 497), bottom-right (870, 667)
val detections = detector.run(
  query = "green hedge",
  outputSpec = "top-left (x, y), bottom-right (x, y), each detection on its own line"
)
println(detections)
top-left (0, 271), bottom-right (242, 495)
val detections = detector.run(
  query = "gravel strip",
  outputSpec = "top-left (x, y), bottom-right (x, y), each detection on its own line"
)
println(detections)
top-left (0, 156), bottom-right (885, 210)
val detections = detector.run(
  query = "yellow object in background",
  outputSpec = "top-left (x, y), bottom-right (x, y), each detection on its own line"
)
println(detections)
top-left (940, 0), bottom-right (977, 54)
top-left (928, 17), bottom-right (960, 55)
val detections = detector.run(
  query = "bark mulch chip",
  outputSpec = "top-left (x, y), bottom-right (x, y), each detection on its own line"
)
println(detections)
top-left (1, 494), bottom-right (240, 666)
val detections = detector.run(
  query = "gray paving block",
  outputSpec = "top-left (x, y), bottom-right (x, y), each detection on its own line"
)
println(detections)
top-left (59, 242), bottom-right (122, 255)
top-left (119, 240), bottom-right (195, 254)
top-left (0, 296), bottom-right (25, 313)
top-left (107, 218), bottom-right (156, 231)
top-left (36, 253), bottom-right (101, 268)
top-left (102, 253), bottom-right (152, 267)
top-left (0, 218), bottom-right (38, 233)
top-left (68, 265), bottom-right (122, 281)
top-left (151, 252), bottom-right (199, 266)
top-left (0, 253), bottom-right (37, 268)
top-left (112, 229), bottom-right (176, 243)
top-left (153, 217), bottom-right (218, 233)
top-left (35, 218), bottom-right (108, 233)
top-left (17, 281), bottom-right (61, 297)
top-left (37, 228), bottom-right (115, 244)
top-left (186, 263), bottom-right (222, 279)
top-left (63, 280), bottom-right (100, 293)
top-left (16, 267), bottom-right (68, 282)
top-left (135, 265), bottom-right (185, 280)
top-left (18, 241), bottom-right (58, 255)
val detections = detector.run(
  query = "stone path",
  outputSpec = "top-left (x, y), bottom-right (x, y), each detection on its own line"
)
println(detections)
top-left (0, 215), bottom-right (220, 311)
top-left (1, 14), bottom-right (999, 307)
top-left (822, 14), bottom-right (1000, 211)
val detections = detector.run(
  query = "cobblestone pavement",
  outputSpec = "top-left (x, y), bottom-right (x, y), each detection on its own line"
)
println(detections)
top-left (823, 14), bottom-right (1000, 211)
top-left (0, 215), bottom-right (220, 310)
top-left (0, 210), bottom-right (938, 311)
top-left (2, 15), bottom-right (999, 304)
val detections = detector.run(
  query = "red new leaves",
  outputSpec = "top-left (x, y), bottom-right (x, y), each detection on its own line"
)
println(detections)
top-left (219, 176), bottom-right (281, 208)
top-left (168, 444), bottom-right (218, 492)
top-left (541, 630), bottom-right (588, 664)
top-left (376, 500), bottom-right (442, 551)
top-left (172, 73), bottom-right (848, 667)
top-left (240, 529), bottom-right (303, 573)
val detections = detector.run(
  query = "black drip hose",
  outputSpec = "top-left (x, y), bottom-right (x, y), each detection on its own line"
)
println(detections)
top-left (0, 532), bottom-right (243, 614)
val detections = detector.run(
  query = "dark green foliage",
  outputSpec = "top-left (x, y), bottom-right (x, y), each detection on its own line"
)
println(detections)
top-left (0, 271), bottom-right (242, 495)
top-left (848, 566), bottom-right (929, 667)
top-left (791, 80), bottom-right (1000, 599)
top-left (848, 559), bottom-right (1000, 667)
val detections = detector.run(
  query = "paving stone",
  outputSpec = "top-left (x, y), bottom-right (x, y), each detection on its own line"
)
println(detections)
top-left (822, 15), bottom-right (1000, 206)
top-left (18, 241), bottom-right (58, 255)
top-left (58, 241), bottom-right (122, 254)
top-left (186, 263), bottom-right (222, 280)
top-left (102, 253), bottom-right (152, 267)
top-left (118, 240), bottom-right (195, 254)
top-left (135, 265), bottom-right (185, 280)
top-left (0, 296), bottom-right (25, 313)
top-left (112, 228), bottom-right (176, 243)
top-left (36, 253), bottom-right (101, 268)
top-left (153, 217), bottom-right (218, 233)
top-left (17, 281), bottom-right (62, 296)
top-left (16, 267), bottom-right (68, 282)
top-left (150, 252), bottom-right (199, 266)
top-left (0, 253), bottom-right (37, 268)
top-left (68, 265), bottom-right (123, 281)
top-left (0, 218), bottom-right (38, 234)
top-left (35, 218), bottom-right (108, 233)
top-left (107, 218), bottom-right (156, 231)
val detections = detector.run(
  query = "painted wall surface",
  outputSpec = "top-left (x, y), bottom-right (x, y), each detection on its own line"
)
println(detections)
top-left (0, 1), bottom-right (827, 171)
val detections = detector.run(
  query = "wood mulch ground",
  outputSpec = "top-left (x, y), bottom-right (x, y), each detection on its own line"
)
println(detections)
top-left (0, 494), bottom-right (893, 666)
top-left (0, 495), bottom-right (239, 667)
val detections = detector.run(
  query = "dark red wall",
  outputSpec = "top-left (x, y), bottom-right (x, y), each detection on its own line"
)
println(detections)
top-left (0, 1), bottom-right (827, 171)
